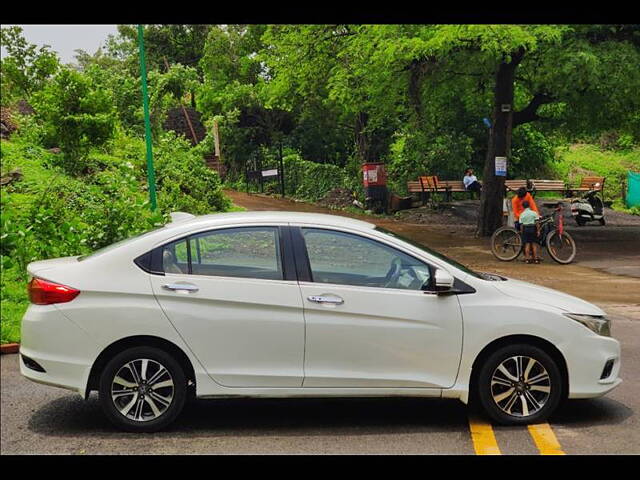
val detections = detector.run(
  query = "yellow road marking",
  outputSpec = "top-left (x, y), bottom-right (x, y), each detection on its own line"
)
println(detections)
top-left (468, 415), bottom-right (502, 455)
top-left (528, 423), bottom-right (566, 455)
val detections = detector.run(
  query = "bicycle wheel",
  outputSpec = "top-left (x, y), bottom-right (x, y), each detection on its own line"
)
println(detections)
top-left (546, 230), bottom-right (576, 264)
top-left (491, 226), bottom-right (523, 261)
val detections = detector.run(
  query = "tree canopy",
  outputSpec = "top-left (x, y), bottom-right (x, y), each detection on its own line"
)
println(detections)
top-left (2, 24), bottom-right (638, 232)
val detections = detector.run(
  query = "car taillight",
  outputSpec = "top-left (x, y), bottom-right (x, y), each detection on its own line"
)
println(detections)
top-left (28, 278), bottom-right (80, 305)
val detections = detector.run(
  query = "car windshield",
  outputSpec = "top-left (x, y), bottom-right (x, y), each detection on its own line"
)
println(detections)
top-left (375, 226), bottom-right (485, 279)
top-left (77, 227), bottom-right (164, 261)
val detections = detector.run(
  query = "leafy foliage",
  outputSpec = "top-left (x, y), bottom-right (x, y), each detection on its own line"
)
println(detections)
top-left (0, 26), bottom-right (59, 103)
top-left (31, 67), bottom-right (116, 174)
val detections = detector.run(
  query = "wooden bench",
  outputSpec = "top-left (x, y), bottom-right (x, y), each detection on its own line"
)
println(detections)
top-left (567, 176), bottom-right (605, 195)
top-left (505, 179), bottom-right (567, 196)
top-left (407, 176), bottom-right (478, 203)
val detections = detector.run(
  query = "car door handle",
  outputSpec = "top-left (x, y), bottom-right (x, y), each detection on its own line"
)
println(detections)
top-left (307, 295), bottom-right (344, 305)
top-left (162, 283), bottom-right (199, 292)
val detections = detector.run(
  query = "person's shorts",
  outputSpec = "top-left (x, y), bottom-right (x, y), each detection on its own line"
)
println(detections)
top-left (521, 225), bottom-right (538, 243)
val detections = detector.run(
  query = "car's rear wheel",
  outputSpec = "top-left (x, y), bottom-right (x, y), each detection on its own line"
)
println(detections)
top-left (477, 344), bottom-right (563, 425)
top-left (99, 346), bottom-right (186, 432)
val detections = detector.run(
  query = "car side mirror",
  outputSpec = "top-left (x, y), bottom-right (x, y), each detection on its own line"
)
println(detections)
top-left (423, 268), bottom-right (455, 294)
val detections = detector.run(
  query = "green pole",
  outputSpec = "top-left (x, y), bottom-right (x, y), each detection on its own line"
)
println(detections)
top-left (137, 24), bottom-right (157, 211)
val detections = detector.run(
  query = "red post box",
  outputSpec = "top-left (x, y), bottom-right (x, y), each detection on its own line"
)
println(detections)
top-left (362, 163), bottom-right (388, 213)
top-left (362, 162), bottom-right (387, 187)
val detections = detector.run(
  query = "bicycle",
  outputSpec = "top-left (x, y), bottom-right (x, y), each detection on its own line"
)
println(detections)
top-left (491, 202), bottom-right (577, 264)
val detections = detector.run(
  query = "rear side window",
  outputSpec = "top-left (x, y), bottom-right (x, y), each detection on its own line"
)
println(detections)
top-left (162, 227), bottom-right (283, 280)
top-left (162, 238), bottom-right (189, 274)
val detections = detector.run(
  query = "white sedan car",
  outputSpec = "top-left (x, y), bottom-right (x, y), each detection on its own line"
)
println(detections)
top-left (20, 211), bottom-right (621, 431)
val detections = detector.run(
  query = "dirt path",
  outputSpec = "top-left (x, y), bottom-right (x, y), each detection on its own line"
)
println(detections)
top-left (226, 190), bottom-right (640, 320)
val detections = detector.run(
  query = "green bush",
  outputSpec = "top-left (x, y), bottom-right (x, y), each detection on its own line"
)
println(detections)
top-left (31, 67), bottom-right (116, 175)
top-left (1, 130), bottom-right (232, 344)
top-left (153, 132), bottom-right (231, 213)
top-left (227, 151), bottom-right (350, 202)
top-left (282, 153), bottom-right (347, 201)
top-left (550, 144), bottom-right (640, 207)
top-left (386, 131), bottom-right (473, 194)
top-left (510, 124), bottom-right (556, 179)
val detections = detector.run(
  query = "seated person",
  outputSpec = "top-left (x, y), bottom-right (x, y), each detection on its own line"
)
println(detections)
top-left (463, 168), bottom-right (482, 195)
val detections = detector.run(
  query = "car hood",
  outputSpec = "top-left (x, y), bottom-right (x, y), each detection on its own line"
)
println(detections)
top-left (492, 277), bottom-right (605, 316)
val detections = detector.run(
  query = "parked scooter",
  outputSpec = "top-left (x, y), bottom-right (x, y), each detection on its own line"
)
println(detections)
top-left (570, 185), bottom-right (605, 226)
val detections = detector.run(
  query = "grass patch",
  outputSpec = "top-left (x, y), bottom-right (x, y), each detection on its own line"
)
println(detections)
top-left (552, 144), bottom-right (640, 212)
top-left (0, 266), bottom-right (27, 344)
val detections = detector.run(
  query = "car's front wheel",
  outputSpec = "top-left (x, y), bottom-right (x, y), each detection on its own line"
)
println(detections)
top-left (99, 346), bottom-right (186, 432)
top-left (477, 344), bottom-right (563, 425)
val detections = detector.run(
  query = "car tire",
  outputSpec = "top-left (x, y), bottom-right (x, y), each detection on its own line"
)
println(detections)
top-left (477, 344), bottom-right (563, 425)
top-left (99, 346), bottom-right (187, 432)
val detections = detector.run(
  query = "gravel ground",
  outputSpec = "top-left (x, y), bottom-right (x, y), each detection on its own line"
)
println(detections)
top-left (394, 199), bottom-right (640, 228)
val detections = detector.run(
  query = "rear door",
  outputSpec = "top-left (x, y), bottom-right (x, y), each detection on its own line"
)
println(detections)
top-left (294, 226), bottom-right (463, 389)
top-left (149, 225), bottom-right (305, 388)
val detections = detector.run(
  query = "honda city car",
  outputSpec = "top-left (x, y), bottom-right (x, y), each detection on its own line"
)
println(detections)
top-left (20, 211), bottom-right (621, 431)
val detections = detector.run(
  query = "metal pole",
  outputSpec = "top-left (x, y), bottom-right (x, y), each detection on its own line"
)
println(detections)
top-left (279, 140), bottom-right (285, 198)
top-left (138, 24), bottom-right (157, 211)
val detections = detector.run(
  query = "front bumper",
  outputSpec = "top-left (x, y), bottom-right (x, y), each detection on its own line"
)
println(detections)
top-left (564, 333), bottom-right (622, 399)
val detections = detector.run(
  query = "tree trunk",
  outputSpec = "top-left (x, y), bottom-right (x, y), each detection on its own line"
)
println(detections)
top-left (354, 112), bottom-right (372, 163)
top-left (476, 49), bottom-right (525, 236)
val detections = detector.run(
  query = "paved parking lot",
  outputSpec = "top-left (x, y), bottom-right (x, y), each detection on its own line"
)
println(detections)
top-left (1, 313), bottom-right (637, 455)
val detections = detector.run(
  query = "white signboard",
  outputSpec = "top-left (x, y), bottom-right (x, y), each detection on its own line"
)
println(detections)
top-left (262, 169), bottom-right (278, 178)
top-left (495, 156), bottom-right (507, 177)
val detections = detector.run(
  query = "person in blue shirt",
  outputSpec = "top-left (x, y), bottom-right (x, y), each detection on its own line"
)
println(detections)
top-left (463, 168), bottom-right (482, 196)
top-left (519, 200), bottom-right (541, 264)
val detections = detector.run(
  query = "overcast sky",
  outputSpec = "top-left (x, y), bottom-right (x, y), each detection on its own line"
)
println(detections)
top-left (2, 25), bottom-right (119, 64)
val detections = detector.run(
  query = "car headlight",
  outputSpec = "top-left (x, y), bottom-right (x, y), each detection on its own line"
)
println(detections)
top-left (564, 313), bottom-right (611, 337)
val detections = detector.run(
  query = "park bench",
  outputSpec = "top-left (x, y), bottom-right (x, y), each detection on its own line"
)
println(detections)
top-left (505, 179), bottom-right (567, 196)
top-left (407, 176), bottom-right (478, 203)
top-left (566, 176), bottom-right (606, 196)
top-left (407, 175), bottom-right (573, 204)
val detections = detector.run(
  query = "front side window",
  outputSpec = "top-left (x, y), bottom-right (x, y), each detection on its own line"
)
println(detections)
top-left (162, 227), bottom-right (283, 280)
top-left (302, 228), bottom-right (430, 290)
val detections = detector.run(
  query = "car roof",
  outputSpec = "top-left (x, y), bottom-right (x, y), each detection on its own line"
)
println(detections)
top-left (165, 211), bottom-right (376, 232)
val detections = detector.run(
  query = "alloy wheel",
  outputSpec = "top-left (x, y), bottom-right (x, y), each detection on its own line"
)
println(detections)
top-left (490, 355), bottom-right (551, 418)
top-left (111, 358), bottom-right (175, 422)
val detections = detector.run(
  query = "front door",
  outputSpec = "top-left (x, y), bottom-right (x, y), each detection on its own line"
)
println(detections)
top-left (150, 226), bottom-right (305, 388)
top-left (296, 227), bottom-right (463, 388)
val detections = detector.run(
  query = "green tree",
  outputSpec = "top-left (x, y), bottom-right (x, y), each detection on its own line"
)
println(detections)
top-left (116, 24), bottom-right (212, 107)
top-left (0, 26), bottom-right (59, 103)
top-left (386, 25), bottom-right (640, 235)
top-left (32, 67), bottom-right (116, 175)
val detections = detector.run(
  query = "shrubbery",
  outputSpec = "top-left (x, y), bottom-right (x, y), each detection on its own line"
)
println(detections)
top-left (551, 144), bottom-right (640, 212)
top-left (226, 152), bottom-right (351, 202)
top-left (0, 128), bottom-right (230, 344)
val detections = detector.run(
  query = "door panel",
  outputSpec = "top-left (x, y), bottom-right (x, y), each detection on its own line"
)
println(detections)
top-left (300, 283), bottom-right (463, 388)
top-left (297, 227), bottom-right (463, 388)
top-left (151, 226), bottom-right (305, 388)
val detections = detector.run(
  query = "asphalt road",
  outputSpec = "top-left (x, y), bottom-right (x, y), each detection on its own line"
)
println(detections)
top-left (1, 311), bottom-right (637, 455)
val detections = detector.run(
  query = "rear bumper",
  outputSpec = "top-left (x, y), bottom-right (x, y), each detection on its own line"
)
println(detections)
top-left (19, 304), bottom-right (100, 396)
